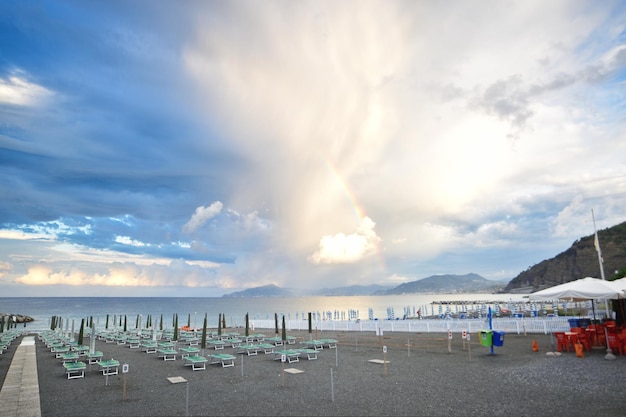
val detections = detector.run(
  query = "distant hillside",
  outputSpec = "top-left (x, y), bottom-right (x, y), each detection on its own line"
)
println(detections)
top-left (506, 221), bottom-right (626, 292)
top-left (313, 284), bottom-right (391, 296)
top-left (382, 273), bottom-right (505, 295)
top-left (222, 284), bottom-right (293, 298)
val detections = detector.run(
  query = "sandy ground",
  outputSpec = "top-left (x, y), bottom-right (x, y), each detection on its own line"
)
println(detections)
top-left (2, 329), bottom-right (625, 416)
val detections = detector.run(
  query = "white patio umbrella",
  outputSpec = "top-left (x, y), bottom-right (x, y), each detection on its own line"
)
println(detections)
top-left (530, 276), bottom-right (624, 359)
top-left (529, 277), bottom-right (624, 302)
top-left (606, 277), bottom-right (626, 294)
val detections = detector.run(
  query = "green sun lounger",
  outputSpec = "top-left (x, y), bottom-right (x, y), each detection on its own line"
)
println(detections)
top-left (157, 348), bottom-right (177, 361)
top-left (63, 361), bottom-right (86, 379)
top-left (183, 355), bottom-right (208, 371)
top-left (141, 342), bottom-right (157, 353)
top-left (179, 346), bottom-right (200, 359)
top-left (265, 337), bottom-right (284, 346)
top-left (296, 348), bottom-right (318, 360)
top-left (209, 353), bottom-right (236, 368)
top-left (273, 349), bottom-right (300, 363)
top-left (98, 359), bottom-right (120, 376)
top-left (319, 339), bottom-right (338, 348)
top-left (236, 344), bottom-right (259, 356)
top-left (256, 343), bottom-right (275, 354)
top-left (208, 340), bottom-right (225, 350)
top-left (87, 351), bottom-right (103, 364)
top-left (59, 352), bottom-right (80, 363)
top-left (301, 340), bottom-right (324, 351)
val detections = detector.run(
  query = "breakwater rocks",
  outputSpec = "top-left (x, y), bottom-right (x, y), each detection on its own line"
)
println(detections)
top-left (0, 313), bottom-right (34, 323)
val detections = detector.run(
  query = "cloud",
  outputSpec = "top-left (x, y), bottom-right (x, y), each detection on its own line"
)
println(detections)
top-left (2, 2), bottom-right (626, 294)
top-left (114, 235), bottom-right (147, 247)
top-left (0, 72), bottom-right (53, 106)
top-left (15, 259), bottom-right (221, 287)
top-left (182, 202), bottom-right (224, 233)
top-left (309, 217), bottom-right (380, 264)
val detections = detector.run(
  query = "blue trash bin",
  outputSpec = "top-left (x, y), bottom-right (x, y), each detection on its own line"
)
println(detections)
top-left (578, 318), bottom-right (591, 328)
top-left (492, 330), bottom-right (505, 347)
top-left (568, 318), bottom-right (580, 328)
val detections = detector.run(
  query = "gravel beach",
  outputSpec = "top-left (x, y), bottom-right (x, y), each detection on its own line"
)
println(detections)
top-left (2, 329), bottom-right (625, 416)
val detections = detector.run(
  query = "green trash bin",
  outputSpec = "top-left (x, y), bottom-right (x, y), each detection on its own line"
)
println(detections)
top-left (478, 330), bottom-right (492, 347)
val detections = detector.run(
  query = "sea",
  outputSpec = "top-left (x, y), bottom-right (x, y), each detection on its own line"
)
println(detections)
top-left (0, 293), bottom-right (533, 332)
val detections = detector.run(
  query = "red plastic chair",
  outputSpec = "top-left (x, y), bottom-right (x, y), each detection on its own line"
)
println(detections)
top-left (554, 332), bottom-right (569, 352)
top-left (595, 325), bottom-right (606, 347)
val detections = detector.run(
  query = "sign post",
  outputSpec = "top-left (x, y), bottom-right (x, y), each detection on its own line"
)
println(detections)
top-left (281, 354), bottom-right (286, 386)
top-left (382, 345), bottom-right (387, 376)
top-left (122, 363), bottom-right (129, 400)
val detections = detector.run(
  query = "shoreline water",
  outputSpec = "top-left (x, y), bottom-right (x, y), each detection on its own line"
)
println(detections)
top-left (1, 293), bottom-right (605, 335)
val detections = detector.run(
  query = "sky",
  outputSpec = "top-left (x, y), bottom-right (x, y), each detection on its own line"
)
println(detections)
top-left (1, 1), bottom-right (626, 297)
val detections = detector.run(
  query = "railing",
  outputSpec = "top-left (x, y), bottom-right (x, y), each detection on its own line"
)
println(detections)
top-left (250, 316), bottom-right (574, 335)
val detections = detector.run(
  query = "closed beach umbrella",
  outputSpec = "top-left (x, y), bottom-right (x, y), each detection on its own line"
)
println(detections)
top-left (159, 314), bottom-right (163, 331)
top-left (78, 318), bottom-right (85, 345)
top-left (274, 313), bottom-right (279, 336)
top-left (201, 313), bottom-right (208, 350)
top-left (105, 314), bottom-right (109, 330)
top-left (217, 313), bottom-right (222, 337)
top-left (123, 315), bottom-right (127, 332)
top-left (281, 315), bottom-right (287, 341)
top-left (89, 323), bottom-right (96, 355)
top-left (173, 314), bottom-right (179, 341)
top-left (308, 312), bottom-right (312, 334)
top-left (221, 313), bottom-right (226, 330)
top-left (245, 313), bottom-right (249, 337)
top-left (187, 313), bottom-right (191, 329)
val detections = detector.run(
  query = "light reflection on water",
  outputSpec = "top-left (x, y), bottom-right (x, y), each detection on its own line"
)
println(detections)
top-left (0, 293), bottom-right (531, 331)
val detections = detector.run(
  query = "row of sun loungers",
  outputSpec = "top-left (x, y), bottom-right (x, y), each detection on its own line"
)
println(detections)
top-left (40, 328), bottom-right (338, 379)
top-left (0, 330), bottom-right (24, 355)
top-left (39, 330), bottom-right (117, 380)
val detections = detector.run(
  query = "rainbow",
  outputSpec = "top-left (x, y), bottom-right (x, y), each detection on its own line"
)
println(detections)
top-left (325, 160), bottom-right (386, 272)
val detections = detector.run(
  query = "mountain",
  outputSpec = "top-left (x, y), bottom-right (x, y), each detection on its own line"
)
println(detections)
top-left (221, 276), bottom-right (504, 297)
top-left (312, 284), bottom-right (392, 296)
top-left (222, 284), bottom-right (293, 298)
top-left (381, 273), bottom-right (505, 295)
top-left (505, 221), bottom-right (626, 293)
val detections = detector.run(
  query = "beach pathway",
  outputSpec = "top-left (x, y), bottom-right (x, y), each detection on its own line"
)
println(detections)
top-left (0, 335), bottom-right (42, 417)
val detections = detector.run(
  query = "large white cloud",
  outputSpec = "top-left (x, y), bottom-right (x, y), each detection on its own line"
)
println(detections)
top-left (180, 1), bottom-right (626, 288)
top-left (309, 217), bottom-right (380, 264)
top-left (2, 1), bottom-right (626, 295)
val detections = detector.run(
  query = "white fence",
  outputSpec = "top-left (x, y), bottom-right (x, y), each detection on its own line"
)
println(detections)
top-left (251, 317), bottom-right (575, 335)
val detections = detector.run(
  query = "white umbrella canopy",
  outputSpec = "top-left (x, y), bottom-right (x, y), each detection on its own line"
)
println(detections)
top-left (606, 277), bottom-right (626, 295)
top-left (529, 277), bottom-right (625, 301)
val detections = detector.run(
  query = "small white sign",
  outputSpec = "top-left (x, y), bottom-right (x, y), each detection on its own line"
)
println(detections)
top-left (466, 333), bottom-right (470, 341)
top-left (281, 354), bottom-right (286, 363)
top-left (382, 345), bottom-right (387, 353)
top-left (122, 363), bottom-right (129, 373)
top-left (448, 330), bottom-right (453, 340)
top-left (462, 330), bottom-right (467, 339)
